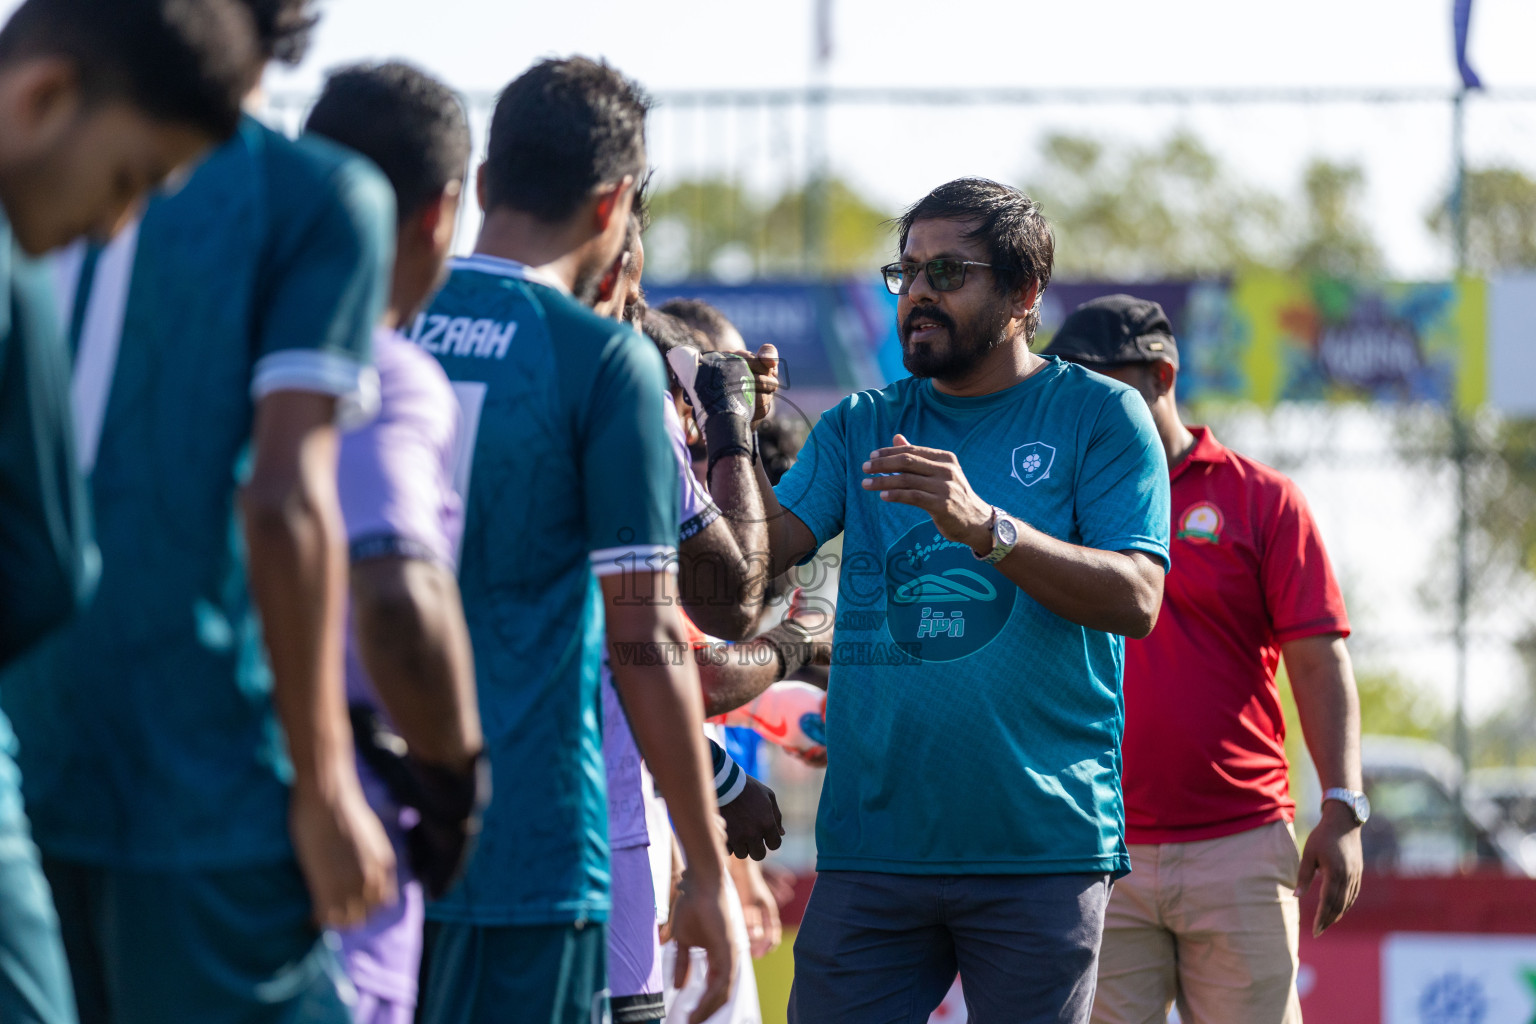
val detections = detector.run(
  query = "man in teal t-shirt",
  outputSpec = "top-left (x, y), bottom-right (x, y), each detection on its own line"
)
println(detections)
top-left (753, 179), bottom-right (1171, 1024)
top-left (1, 6), bottom-right (398, 1022)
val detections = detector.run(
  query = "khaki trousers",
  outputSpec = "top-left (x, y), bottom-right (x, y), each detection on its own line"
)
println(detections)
top-left (1091, 820), bottom-right (1302, 1024)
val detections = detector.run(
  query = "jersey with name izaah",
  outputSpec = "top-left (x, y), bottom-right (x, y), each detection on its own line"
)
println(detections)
top-left (414, 254), bottom-right (678, 927)
top-left (0, 116), bottom-right (392, 870)
top-left (775, 358), bottom-right (1170, 877)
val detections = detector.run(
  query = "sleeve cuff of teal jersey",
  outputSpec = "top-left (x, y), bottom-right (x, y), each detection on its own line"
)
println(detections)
top-left (1095, 536), bottom-right (1171, 572)
top-left (774, 498), bottom-right (833, 567)
top-left (589, 544), bottom-right (679, 577)
top-left (252, 350), bottom-right (380, 429)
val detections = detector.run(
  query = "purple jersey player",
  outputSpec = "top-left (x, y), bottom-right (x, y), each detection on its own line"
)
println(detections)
top-left (305, 64), bottom-right (484, 1024)
top-left (602, 394), bottom-right (724, 1023)
top-left (337, 328), bottom-right (463, 1023)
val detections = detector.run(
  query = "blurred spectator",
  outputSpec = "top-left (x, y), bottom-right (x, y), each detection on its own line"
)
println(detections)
top-left (1047, 295), bottom-right (1364, 1024)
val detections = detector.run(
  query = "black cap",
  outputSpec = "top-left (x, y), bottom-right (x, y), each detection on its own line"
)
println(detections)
top-left (1042, 294), bottom-right (1179, 369)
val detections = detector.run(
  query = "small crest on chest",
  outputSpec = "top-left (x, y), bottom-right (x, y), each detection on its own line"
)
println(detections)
top-left (1010, 442), bottom-right (1056, 488)
top-left (1177, 501), bottom-right (1224, 544)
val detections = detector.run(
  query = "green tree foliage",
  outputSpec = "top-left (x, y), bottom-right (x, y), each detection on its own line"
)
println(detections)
top-left (647, 134), bottom-right (1391, 286)
top-left (1290, 159), bottom-right (1384, 279)
top-left (1029, 130), bottom-right (1287, 280)
top-left (1474, 631), bottom-right (1536, 768)
top-left (648, 175), bottom-right (892, 279)
top-left (1356, 669), bottom-right (1450, 741)
top-left (1280, 666), bottom-right (1448, 829)
top-left (1427, 166), bottom-right (1536, 274)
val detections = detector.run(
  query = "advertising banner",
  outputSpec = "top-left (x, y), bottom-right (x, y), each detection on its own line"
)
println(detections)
top-left (1040, 275), bottom-right (1486, 410)
top-left (1383, 933), bottom-right (1536, 1023)
top-left (1224, 272), bottom-right (1486, 411)
top-left (654, 273), bottom-right (1501, 415)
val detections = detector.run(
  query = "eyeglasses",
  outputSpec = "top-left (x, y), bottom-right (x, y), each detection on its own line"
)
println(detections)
top-left (880, 259), bottom-right (1003, 295)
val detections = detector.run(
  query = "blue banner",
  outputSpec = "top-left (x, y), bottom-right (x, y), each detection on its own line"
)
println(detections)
top-left (1455, 0), bottom-right (1482, 91)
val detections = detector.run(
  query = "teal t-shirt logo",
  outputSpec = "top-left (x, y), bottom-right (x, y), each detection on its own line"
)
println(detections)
top-left (885, 521), bottom-right (1017, 662)
top-left (1011, 441), bottom-right (1056, 487)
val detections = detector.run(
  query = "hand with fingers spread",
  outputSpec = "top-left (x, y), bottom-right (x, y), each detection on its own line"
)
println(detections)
top-left (667, 867), bottom-right (739, 1024)
top-left (860, 433), bottom-right (997, 556)
top-left (1295, 801), bottom-right (1364, 936)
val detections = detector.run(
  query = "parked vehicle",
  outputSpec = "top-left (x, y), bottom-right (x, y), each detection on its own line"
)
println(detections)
top-left (1466, 765), bottom-right (1536, 875)
top-left (1359, 735), bottom-right (1516, 875)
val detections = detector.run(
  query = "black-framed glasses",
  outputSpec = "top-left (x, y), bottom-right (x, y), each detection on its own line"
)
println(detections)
top-left (880, 259), bottom-right (1002, 295)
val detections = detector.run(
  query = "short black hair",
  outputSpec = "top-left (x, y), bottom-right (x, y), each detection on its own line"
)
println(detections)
top-left (640, 307), bottom-right (700, 359)
top-left (305, 62), bottom-right (470, 222)
top-left (238, 0), bottom-right (318, 65)
top-left (897, 177), bottom-right (1055, 342)
top-left (483, 57), bottom-right (650, 222)
top-left (632, 170), bottom-right (654, 234)
top-left (659, 297), bottom-right (736, 351)
top-left (640, 309), bottom-right (700, 400)
top-left (621, 171), bottom-right (653, 258)
top-left (0, 0), bottom-right (258, 138)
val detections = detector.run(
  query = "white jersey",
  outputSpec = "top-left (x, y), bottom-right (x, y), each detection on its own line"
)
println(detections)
top-left (662, 870), bottom-right (761, 1024)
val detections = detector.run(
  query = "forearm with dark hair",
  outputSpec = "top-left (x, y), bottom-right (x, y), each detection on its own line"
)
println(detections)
top-left (350, 556), bottom-right (481, 770)
top-left (677, 455), bottom-right (769, 641)
top-left (1286, 634), bottom-right (1363, 793)
top-left (241, 394), bottom-right (354, 790)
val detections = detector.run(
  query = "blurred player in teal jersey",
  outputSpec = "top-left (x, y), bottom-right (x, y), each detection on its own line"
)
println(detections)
top-left (1, 2), bottom-right (399, 1022)
top-left (0, 0), bottom-right (257, 674)
top-left (410, 58), bottom-right (736, 1024)
top-left (0, 3), bottom-right (259, 1022)
top-left (304, 61), bottom-right (485, 1024)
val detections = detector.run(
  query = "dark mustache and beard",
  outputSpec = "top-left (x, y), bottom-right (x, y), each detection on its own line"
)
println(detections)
top-left (899, 302), bottom-right (1012, 380)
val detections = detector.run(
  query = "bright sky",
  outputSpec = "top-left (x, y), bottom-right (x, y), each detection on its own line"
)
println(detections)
top-left (4, 0), bottom-right (1529, 723)
top-left (249, 0), bottom-right (1536, 278)
top-left (0, 0), bottom-right (1525, 271)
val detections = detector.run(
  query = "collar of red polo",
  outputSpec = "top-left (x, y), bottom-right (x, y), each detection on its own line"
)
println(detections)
top-left (1171, 424), bottom-right (1225, 479)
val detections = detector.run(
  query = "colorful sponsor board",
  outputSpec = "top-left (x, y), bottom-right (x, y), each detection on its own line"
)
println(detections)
top-left (1383, 933), bottom-right (1536, 1024)
top-left (1037, 274), bottom-right (1488, 411)
top-left (653, 273), bottom-right (1511, 413)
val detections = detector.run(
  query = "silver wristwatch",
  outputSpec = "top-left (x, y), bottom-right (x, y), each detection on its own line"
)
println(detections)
top-left (974, 507), bottom-right (1019, 567)
top-left (1322, 787), bottom-right (1371, 826)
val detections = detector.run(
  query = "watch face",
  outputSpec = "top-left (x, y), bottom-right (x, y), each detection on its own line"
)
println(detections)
top-left (996, 517), bottom-right (1019, 546)
top-left (1354, 792), bottom-right (1372, 823)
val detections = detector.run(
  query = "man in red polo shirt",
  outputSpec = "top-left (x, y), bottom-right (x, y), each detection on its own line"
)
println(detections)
top-left (1045, 295), bottom-right (1366, 1024)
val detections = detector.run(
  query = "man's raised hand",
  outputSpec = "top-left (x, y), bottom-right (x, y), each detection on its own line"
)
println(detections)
top-left (861, 434), bottom-right (995, 555)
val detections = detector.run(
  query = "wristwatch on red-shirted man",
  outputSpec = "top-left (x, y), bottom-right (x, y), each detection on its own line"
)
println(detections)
top-left (1322, 787), bottom-right (1371, 826)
